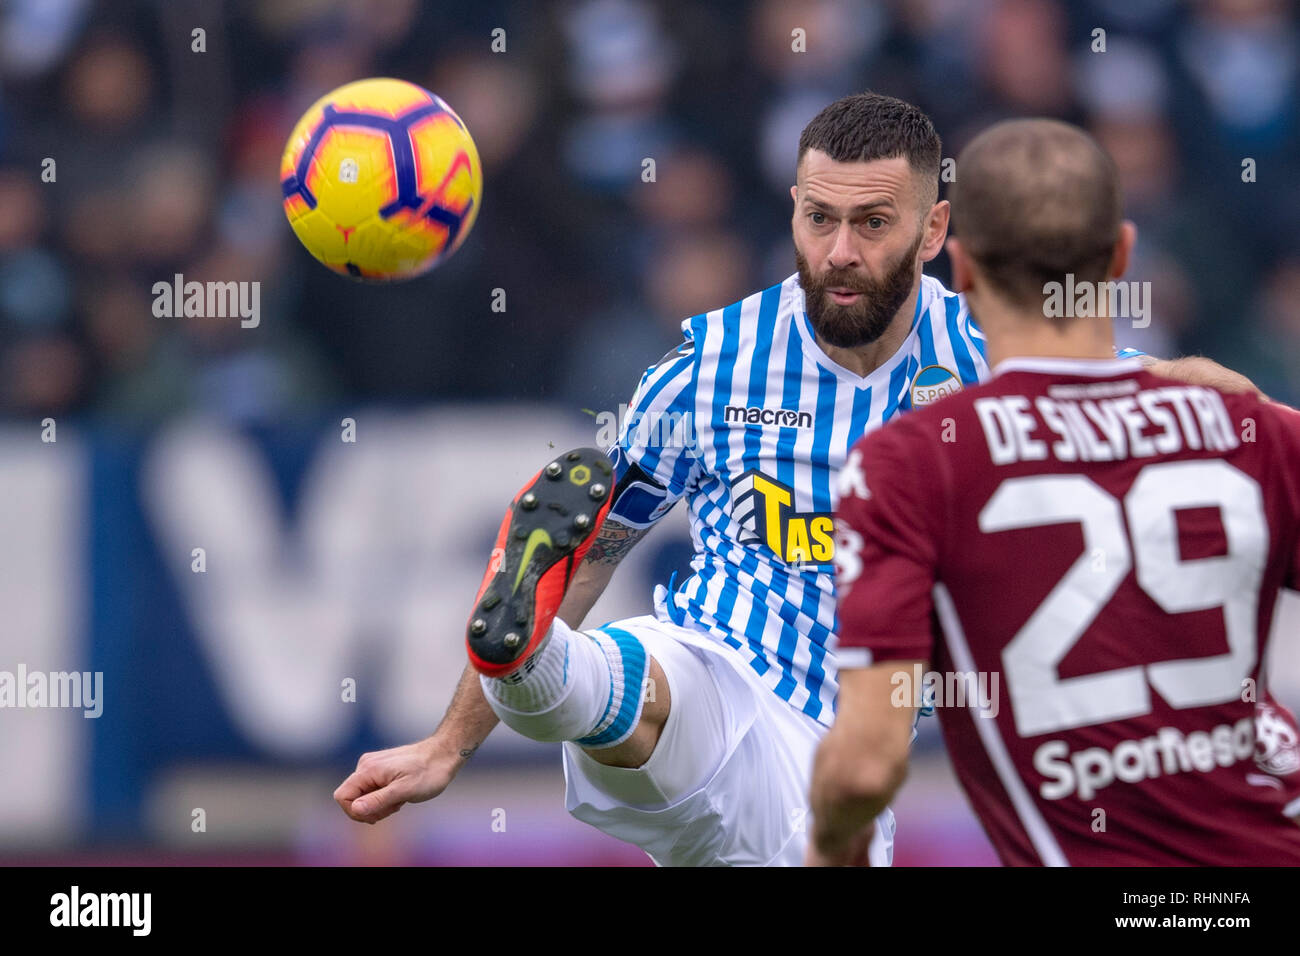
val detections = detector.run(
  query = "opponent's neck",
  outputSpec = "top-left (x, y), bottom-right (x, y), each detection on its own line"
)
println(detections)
top-left (812, 282), bottom-right (920, 379)
top-left (981, 301), bottom-right (1118, 370)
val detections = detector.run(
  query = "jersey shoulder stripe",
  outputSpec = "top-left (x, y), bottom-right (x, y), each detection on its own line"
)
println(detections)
top-left (615, 322), bottom-right (703, 496)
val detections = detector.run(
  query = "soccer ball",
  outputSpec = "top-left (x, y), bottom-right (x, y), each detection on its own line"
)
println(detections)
top-left (280, 77), bottom-right (482, 281)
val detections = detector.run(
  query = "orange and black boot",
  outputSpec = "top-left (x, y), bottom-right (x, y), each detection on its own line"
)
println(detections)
top-left (466, 448), bottom-right (614, 678)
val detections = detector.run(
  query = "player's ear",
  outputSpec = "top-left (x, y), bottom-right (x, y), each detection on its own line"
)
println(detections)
top-left (946, 237), bottom-right (973, 293)
top-left (1107, 220), bottom-right (1137, 280)
top-left (790, 184), bottom-right (799, 208)
top-left (919, 199), bottom-right (950, 262)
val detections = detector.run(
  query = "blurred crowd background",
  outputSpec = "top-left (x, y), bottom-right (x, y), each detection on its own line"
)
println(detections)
top-left (3, 0), bottom-right (1300, 418)
top-left (1, 0), bottom-right (1298, 865)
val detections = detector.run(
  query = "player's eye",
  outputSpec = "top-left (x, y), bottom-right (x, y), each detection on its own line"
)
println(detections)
top-left (809, 211), bottom-right (828, 226)
top-left (866, 216), bottom-right (885, 230)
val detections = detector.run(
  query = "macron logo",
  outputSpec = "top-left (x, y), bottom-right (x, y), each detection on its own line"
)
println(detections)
top-left (723, 404), bottom-right (813, 428)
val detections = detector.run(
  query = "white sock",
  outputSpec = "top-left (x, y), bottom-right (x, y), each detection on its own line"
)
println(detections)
top-left (482, 620), bottom-right (648, 748)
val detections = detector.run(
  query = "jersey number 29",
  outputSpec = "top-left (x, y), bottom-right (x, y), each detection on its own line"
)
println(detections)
top-left (980, 460), bottom-right (1267, 738)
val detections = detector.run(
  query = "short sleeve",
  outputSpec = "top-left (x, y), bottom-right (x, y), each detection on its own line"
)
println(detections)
top-left (1268, 402), bottom-right (1300, 591)
top-left (605, 334), bottom-right (701, 528)
top-left (834, 424), bottom-right (942, 667)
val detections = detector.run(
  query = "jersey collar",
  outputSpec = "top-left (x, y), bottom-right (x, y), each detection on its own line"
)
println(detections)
top-left (991, 355), bottom-right (1147, 379)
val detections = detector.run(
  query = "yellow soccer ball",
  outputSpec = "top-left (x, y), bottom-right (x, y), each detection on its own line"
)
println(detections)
top-left (280, 77), bottom-right (482, 281)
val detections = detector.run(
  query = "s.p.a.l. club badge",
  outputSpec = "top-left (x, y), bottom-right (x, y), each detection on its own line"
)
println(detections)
top-left (910, 365), bottom-right (962, 408)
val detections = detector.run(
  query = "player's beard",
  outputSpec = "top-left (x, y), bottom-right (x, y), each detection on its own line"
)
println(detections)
top-left (796, 230), bottom-right (924, 349)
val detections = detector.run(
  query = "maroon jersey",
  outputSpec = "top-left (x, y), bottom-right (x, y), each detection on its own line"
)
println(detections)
top-left (835, 355), bottom-right (1300, 865)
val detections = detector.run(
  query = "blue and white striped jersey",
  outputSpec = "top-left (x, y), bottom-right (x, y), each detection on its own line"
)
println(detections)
top-left (608, 272), bottom-right (989, 725)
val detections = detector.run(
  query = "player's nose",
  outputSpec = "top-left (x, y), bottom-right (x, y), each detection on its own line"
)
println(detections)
top-left (826, 222), bottom-right (861, 270)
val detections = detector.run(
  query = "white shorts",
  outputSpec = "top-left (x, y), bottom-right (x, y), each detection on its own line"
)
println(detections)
top-left (561, 595), bottom-right (897, 867)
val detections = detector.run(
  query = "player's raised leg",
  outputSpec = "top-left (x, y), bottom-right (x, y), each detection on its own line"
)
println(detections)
top-left (464, 447), bottom-right (671, 768)
top-left (464, 447), bottom-right (865, 867)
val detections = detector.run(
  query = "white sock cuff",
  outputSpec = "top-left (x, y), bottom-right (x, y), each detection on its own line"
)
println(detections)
top-left (574, 628), bottom-right (649, 750)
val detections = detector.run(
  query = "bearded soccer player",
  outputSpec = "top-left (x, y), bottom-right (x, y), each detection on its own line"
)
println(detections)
top-left (811, 118), bottom-right (1300, 866)
top-left (336, 95), bottom-right (1257, 866)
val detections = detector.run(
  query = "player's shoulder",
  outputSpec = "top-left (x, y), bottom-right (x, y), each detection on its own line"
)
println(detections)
top-left (912, 277), bottom-right (989, 381)
top-left (641, 276), bottom-right (791, 384)
top-left (912, 274), bottom-right (969, 331)
top-left (1138, 369), bottom-right (1299, 436)
top-left (1224, 389), bottom-right (1300, 432)
top-left (684, 273), bottom-right (796, 346)
top-left (1262, 399), bottom-right (1300, 432)
top-left (919, 274), bottom-right (967, 315)
top-left (1231, 394), bottom-right (1300, 451)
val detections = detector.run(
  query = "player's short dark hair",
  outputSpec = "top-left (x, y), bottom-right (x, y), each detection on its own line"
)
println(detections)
top-left (949, 119), bottom-right (1121, 309)
top-left (797, 92), bottom-right (942, 208)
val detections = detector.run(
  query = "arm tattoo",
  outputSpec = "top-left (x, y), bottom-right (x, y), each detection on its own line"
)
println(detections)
top-left (583, 519), bottom-right (649, 566)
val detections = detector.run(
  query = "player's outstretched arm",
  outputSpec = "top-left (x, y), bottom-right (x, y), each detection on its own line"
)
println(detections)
top-left (807, 662), bottom-right (920, 865)
top-left (1142, 354), bottom-right (1265, 398)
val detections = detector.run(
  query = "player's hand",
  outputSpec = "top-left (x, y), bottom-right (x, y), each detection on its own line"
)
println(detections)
top-left (334, 737), bottom-right (461, 824)
top-left (1144, 356), bottom-right (1266, 399)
